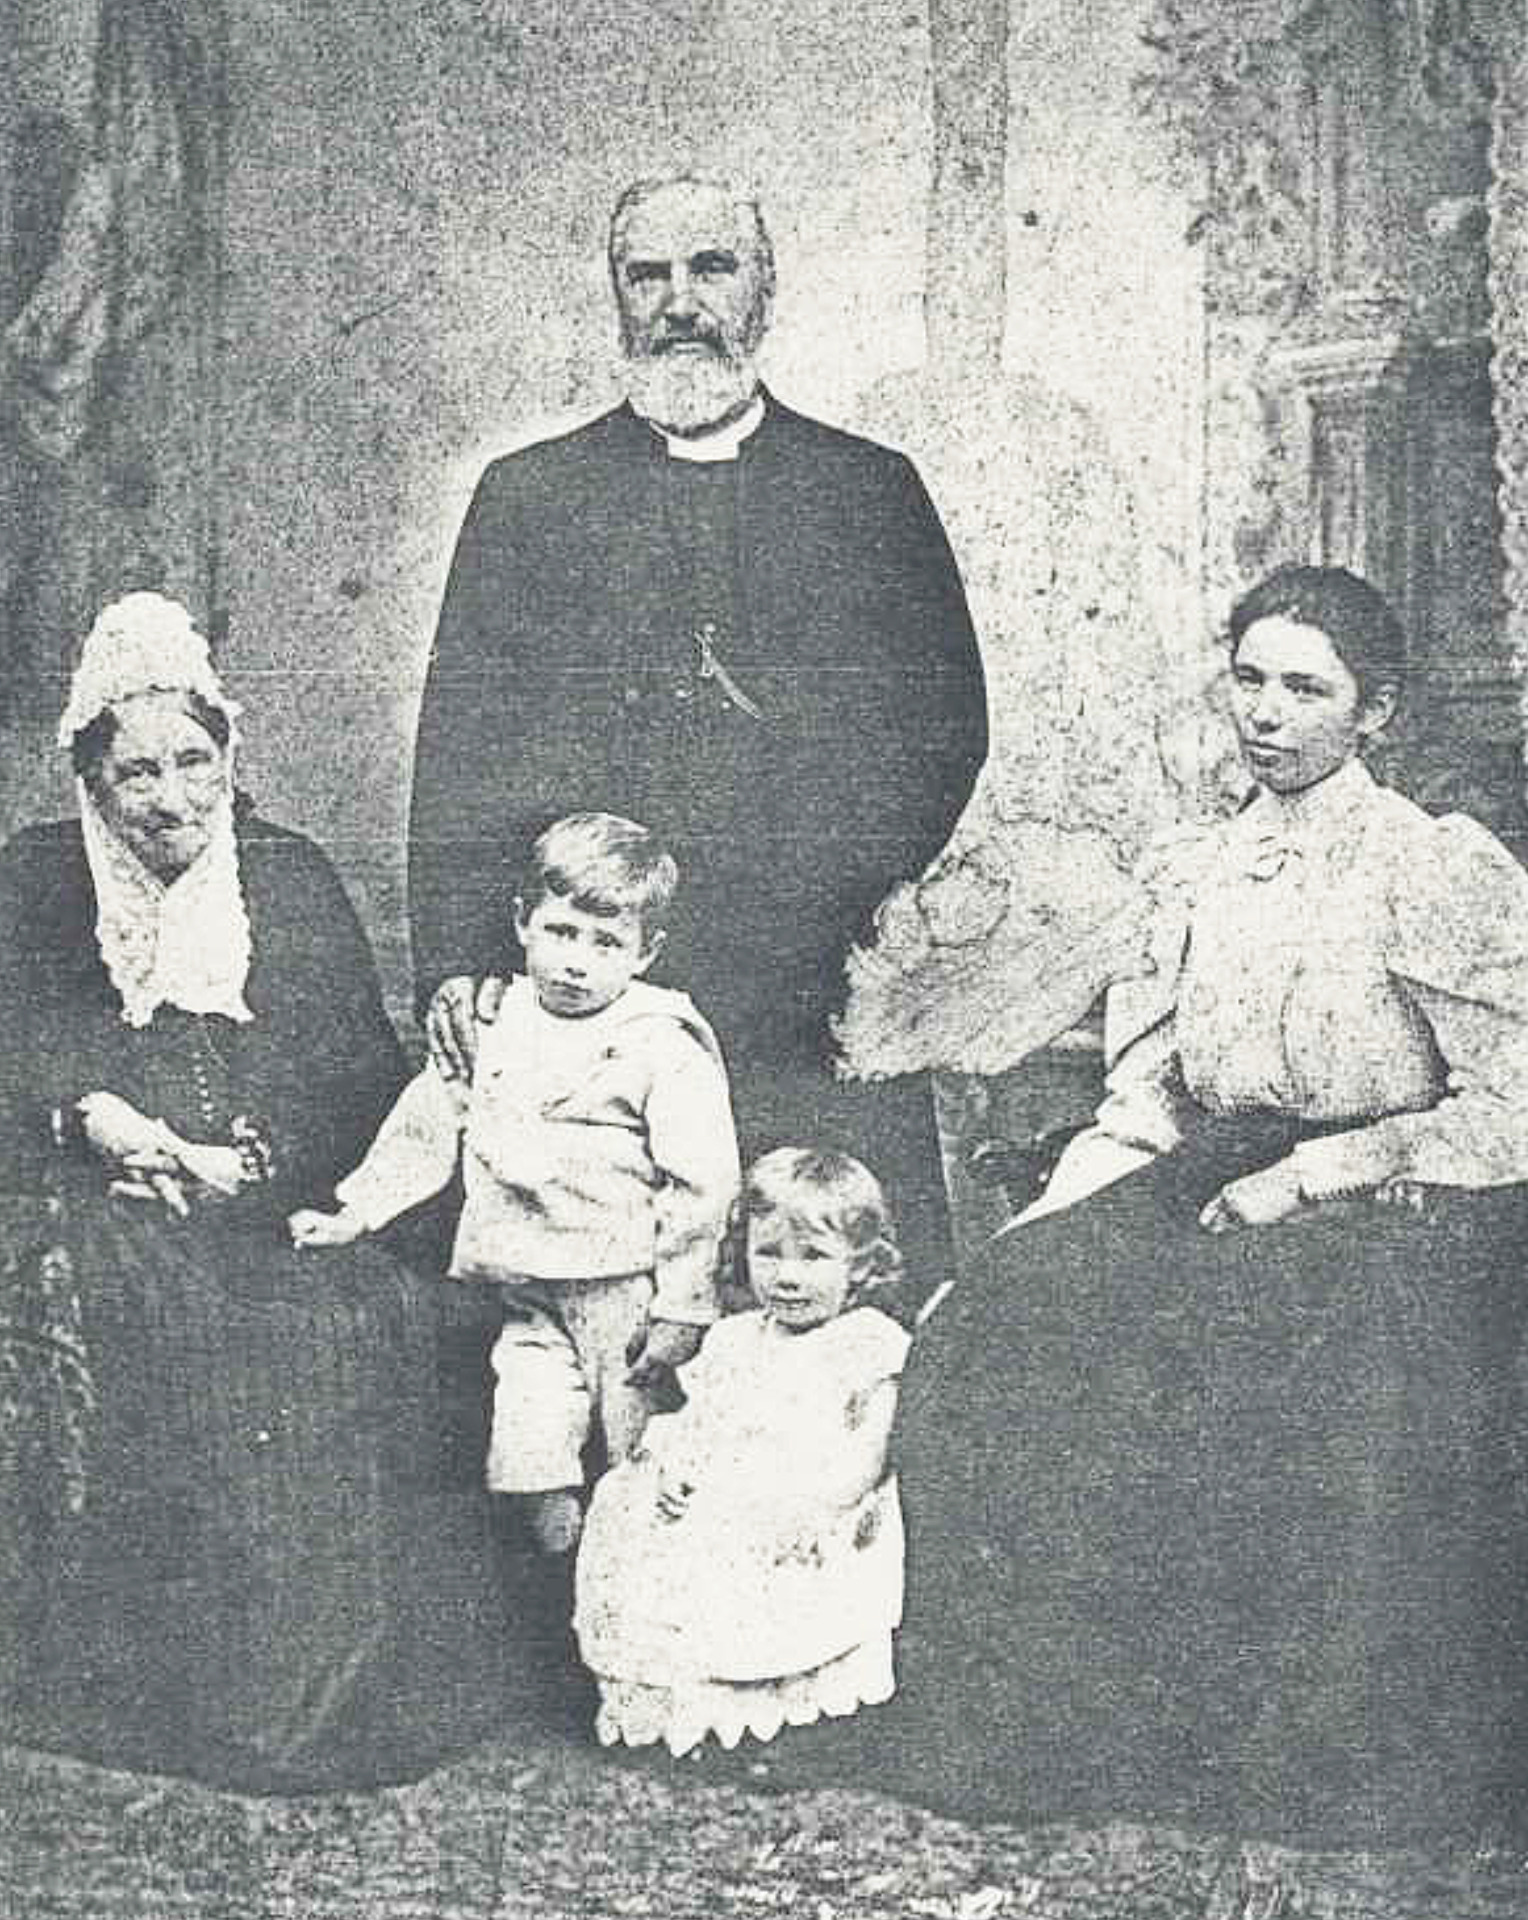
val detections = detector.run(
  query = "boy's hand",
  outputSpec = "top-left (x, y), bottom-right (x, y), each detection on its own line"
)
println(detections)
top-left (426, 974), bottom-right (507, 1082)
top-left (289, 1206), bottom-right (366, 1249)
top-left (625, 1317), bottom-right (704, 1388)
top-left (1198, 1158), bottom-right (1304, 1233)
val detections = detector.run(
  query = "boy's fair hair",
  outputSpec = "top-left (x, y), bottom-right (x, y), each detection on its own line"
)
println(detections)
top-left (742, 1148), bottom-right (903, 1293)
top-left (521, 812), bottom-right (679, 936)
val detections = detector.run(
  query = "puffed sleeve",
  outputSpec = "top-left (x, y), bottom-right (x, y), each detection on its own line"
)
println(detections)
top-left (840, 1306), bottom-right (911, 1394)
top-left (1291, 814), bottom-right (1528, 1194)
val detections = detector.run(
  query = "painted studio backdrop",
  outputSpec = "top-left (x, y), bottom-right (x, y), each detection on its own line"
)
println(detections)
top-left (2, 0), bottom-right (1524, 1129)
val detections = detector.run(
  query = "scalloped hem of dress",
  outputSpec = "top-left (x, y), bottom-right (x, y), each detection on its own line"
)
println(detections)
top-left (592, 1635), bottom-right (896, 1758)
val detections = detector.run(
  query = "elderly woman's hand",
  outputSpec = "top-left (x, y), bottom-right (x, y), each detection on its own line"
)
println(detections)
top-left (1198, 1158), bottom-right (1305, 1233)
top-left (174, 1140), bottom-right (249, 1197)
top-left (79, 1091), bottom-right (180, 1168)
top-left (425, 974), bottom-right (507, 1081)
top-left (78, 1093), bottom-right (256, 1213)
top-left (108, 1168), bottom-right (192, 1217)
top-left (78, 1092), bottom-right (191, 1218)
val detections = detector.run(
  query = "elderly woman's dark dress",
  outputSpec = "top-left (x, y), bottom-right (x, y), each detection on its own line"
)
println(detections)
top-left (891, 753), bottom-right (1528, 1845)
top-left (0, 799), bottom-right (519, 1791)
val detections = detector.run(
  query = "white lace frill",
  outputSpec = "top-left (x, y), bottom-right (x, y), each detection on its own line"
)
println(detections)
top-left (80, 783), bottom-right (254, 1029)
top-left (591, 1634), bottom-right (896, 1758)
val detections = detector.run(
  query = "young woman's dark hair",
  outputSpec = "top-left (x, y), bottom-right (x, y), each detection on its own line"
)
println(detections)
top-left (1227, 564), bottom-right (1407, 704)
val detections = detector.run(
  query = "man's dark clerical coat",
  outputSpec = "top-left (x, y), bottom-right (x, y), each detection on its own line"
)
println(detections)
top-left (409, 393), bottom-right (988, 1293)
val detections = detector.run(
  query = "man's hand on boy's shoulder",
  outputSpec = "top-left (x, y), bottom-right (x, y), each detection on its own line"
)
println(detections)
top-left (426, 973), bottom-right (509, 1080)
top-left (625, 1317), bottom-right (705, 1388)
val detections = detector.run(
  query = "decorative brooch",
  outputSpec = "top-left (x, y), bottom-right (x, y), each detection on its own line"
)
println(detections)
top-left (1245, 835), bottom-right (1300, 883)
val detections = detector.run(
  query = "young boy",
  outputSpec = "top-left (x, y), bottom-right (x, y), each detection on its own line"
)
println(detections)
top-left (290, 812), bottom-right (740, 1553)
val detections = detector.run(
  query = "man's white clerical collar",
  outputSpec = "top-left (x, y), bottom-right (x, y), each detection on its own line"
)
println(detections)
top-left (656, 393), bottom-right (766, 463)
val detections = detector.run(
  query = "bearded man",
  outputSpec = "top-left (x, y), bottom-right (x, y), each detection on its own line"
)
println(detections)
top-left (409, 175), bottom-right (987, 1337)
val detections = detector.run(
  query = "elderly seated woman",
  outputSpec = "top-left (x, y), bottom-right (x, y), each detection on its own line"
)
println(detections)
top-left (883, 566), bottom-right (1528, 1848)
top-left (0, 594), bottom-right (527, 1792)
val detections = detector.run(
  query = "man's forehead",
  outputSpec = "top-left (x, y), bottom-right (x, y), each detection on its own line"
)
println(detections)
top-left (616, 183), bottom-right (756, 261)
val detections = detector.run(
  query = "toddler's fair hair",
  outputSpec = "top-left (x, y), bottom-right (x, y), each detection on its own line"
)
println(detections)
top-left (521, 812), bottom-right (679, 939)
top-left (742, 1148), bottom-right (903, 1296)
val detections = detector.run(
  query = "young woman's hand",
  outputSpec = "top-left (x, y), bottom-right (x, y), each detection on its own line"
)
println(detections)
top-left (1198, 1158), bottom-right (1304, 1233)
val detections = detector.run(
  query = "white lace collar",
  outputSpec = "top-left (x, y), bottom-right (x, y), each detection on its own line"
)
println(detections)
top-left (1237, 755), bottom-right (1375, 842)
top-left (79, 780), bottom-right (254, 1028)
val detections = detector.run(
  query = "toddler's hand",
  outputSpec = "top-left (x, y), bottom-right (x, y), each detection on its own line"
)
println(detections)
top-left (654, 1466), bottom-right (695, 1523)
top-left (289, 1206), bottom-right (365, 1249)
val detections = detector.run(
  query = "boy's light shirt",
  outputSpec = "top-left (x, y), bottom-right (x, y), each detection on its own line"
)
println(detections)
top-left (336, 976), bottom-right (739, 1322)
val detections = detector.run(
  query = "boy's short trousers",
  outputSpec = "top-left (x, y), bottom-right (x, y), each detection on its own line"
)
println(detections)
top-left (486, 1271), bottom-right (657, 1493)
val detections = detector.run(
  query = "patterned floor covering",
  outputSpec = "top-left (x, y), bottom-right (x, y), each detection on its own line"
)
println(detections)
top-left (5, 1727), bottom-right (1528, 1920)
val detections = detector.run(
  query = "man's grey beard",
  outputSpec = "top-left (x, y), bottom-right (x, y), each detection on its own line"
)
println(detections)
top-left (624, 350), bottom-right (759, 437)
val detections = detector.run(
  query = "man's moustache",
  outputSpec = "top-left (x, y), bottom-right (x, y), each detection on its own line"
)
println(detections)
top-left (652, 327), bottom-right (724, 356)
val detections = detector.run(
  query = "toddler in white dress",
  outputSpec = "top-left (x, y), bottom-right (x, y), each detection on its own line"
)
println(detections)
top-left (574, 1147), bottom-right (911, 1756)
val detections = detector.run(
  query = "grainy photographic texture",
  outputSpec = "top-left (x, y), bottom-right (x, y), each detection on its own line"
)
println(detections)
top-left (4, 3), bottom-right (1528, 1916)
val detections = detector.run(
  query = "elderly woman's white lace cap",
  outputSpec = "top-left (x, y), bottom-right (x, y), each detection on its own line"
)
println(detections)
top-left (57, 591), bottom-right (241, 747)
top-left (61, 590), bottom-right (253, 1027)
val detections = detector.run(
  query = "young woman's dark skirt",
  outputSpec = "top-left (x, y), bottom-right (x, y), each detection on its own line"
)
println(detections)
top-left (889, 1110), bottom-right (1528, 1847)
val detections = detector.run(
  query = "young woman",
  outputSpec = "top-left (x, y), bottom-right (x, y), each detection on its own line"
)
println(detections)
top-left (891, 565), bottom-right (1528, 1845)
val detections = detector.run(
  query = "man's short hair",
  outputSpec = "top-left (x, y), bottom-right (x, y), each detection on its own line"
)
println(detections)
top-left (522, 811), bottom-right (679, 936)
top-left (607, 173), bottom-right (777, 313)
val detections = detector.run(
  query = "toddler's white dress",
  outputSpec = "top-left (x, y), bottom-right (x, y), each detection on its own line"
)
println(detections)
top-left (574, 1304), bottom-right (910, 1755)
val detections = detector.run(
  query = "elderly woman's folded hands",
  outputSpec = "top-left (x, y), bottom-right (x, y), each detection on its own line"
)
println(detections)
top-left (77, 1089), bottom-right (248, 1215)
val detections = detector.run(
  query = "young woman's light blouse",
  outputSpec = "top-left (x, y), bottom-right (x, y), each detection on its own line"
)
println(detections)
top-left (1052, 759), bottom-right (1528, 1207)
